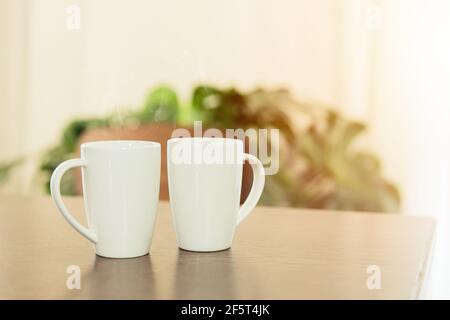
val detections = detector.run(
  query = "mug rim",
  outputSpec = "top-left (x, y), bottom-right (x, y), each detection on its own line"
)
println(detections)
top-left (81, 140), bottom-right (161, 150)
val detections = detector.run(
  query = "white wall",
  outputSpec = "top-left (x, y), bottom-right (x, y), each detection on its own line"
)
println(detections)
top-left (25, 0), bottom-right (85, 154)
top-left (0, 0), bottom-right (28, 159)
top-left (369, 0), bottom-right (450, 216)
top-left (14, 0), bottom-right (342, 157)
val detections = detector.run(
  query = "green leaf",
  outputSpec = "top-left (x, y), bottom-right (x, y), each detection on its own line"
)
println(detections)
top-left (140, 85), bottom-right (179, 122)
top-left (61, 118), bottom-right (109, 152)
top-left (192, 85), bottom-right (222, 110)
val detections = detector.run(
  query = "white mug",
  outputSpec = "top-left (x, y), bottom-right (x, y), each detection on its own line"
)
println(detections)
top-left (167, 137), bottom-right (265, 252)
top-left (50, 140), bottom-right (161, 258)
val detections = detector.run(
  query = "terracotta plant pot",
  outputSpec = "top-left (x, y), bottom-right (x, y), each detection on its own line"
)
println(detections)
top-left (75, 123), bottom-right (253, 203)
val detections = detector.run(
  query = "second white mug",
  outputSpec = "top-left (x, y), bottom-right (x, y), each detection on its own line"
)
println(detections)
top-left (167, 137), bottom-right (265, 252)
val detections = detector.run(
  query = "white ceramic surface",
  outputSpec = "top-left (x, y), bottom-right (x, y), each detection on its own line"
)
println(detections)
top-left (167, 137), bottom-right (265, 252)
top-left (50, 140), bottom-right (161, 258)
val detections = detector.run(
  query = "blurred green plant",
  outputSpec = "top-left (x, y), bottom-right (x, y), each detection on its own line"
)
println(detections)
top-left (140, 85), bottom-right (179, 122)
top-left (0, 84), bottom-right (400, 212)
top-left (192, 86), bottom-right (400, 212)
top-left (0, 158), bottom-right (23, 185)
top-left (38, 85), bottom-right (179, 194)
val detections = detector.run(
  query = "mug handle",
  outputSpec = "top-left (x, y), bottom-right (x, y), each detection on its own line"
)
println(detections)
top-left (237, 154), bottom-right (266, 225)
top-left (50, 159), bottom-right (98, 243)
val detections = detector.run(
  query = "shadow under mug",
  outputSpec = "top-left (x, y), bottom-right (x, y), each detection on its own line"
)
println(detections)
top-left (167, 137), bottom-right (265, 252)
top-left (50, 140), bottom-right (161, 258)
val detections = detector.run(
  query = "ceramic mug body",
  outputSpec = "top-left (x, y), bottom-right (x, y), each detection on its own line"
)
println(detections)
top-left (51, 140), bottom-right (161, 258)
top-left (167, 137), bottom-right (265, 252)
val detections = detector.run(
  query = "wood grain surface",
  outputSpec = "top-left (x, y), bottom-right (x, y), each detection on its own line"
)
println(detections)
top-left (0, 196), bottom-right (435, 299)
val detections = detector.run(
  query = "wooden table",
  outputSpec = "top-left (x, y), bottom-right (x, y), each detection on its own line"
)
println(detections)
top-left (0, 196), bottom-right (435, 299)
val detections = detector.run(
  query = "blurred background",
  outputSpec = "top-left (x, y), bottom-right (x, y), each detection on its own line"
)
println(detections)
top-left (0, 0), bottom-right (449, 298)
